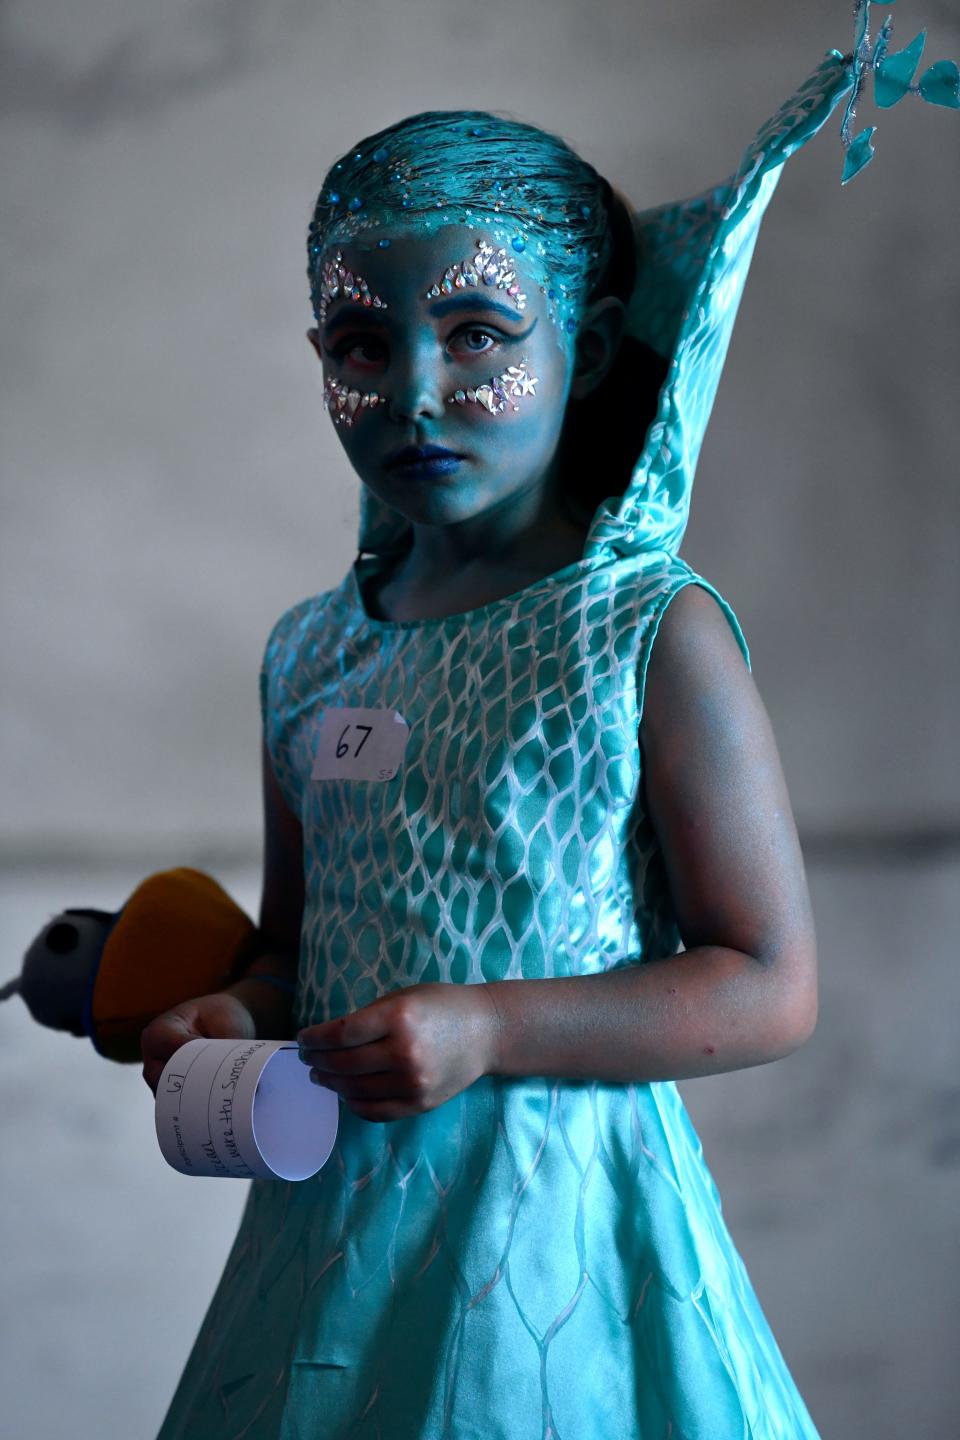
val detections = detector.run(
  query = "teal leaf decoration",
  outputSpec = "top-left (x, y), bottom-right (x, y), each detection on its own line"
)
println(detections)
top-left (842, 126), bottom-right (876, 184)
top-left (839, 1), bottom-right (959, 182)
top-left (918, 59), bottom-right (960, 108)
top-left (875, 29), bottom-right (926, 106)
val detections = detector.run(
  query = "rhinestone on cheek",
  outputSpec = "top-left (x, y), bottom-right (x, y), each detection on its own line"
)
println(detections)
top-left (445, 358), bottom-right (538, 415)
top-left (323, 376), bottom-right (385, 427)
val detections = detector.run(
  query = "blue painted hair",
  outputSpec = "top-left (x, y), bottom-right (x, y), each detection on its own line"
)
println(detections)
top-left (306, 109), bottom-right (638, 335)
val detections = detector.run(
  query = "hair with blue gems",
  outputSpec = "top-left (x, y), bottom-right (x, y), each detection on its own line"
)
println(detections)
top-left (306, 109), bottom-right (638, 337)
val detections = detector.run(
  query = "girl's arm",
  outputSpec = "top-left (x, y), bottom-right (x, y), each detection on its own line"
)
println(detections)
top-left (300, 586), bottom-right (818, 1118)
top-left (481, 583), bottom-right (818, 1083)
top-left (141, 740), bottom-right (303, 1090)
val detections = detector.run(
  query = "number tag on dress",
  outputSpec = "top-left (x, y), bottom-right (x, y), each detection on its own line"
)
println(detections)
top-left (311, 708), bottom-right (410, 782)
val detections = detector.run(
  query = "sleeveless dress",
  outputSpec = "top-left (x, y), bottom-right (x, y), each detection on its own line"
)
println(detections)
top-left (157, 53), bottom-right (857, 1440)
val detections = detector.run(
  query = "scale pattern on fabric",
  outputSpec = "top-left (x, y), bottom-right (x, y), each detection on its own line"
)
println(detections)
top-left (157, 553), bottom-right (821, 1440)
top-left (268, 556), bottom-right (711, 1027)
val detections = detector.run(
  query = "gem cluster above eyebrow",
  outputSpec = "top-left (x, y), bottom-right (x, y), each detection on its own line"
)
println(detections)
top-left (317, 250), bottom-right (388, 324)
top-left (426, 239), bottom-right (527, 312)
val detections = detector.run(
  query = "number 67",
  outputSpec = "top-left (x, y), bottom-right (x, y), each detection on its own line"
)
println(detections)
top-left (336, 723), bottom-right (373, 759)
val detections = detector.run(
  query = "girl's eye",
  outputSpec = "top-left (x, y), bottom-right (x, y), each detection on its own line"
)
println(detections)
top-left (327, 326), bottom-right (505, 368)
top-left (450, 327), bottom-right (502, 357)
top-left (328, 337), bottom-right (386, 368)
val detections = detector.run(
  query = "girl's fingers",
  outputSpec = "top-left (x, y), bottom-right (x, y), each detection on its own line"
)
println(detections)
top-left (301, 1038), bottom-right (393, 1075)
top-left (141, 1014), bottom-right (199, 1092)
top-left (298, 1004), bottom-right (391, 1051)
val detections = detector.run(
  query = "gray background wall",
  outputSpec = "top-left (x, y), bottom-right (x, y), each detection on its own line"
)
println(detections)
top-left (1, 1), bottom-right (957, 1437)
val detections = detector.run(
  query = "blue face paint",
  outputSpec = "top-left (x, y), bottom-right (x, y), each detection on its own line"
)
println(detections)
top-left (316, 227), bottom-right (570, 537)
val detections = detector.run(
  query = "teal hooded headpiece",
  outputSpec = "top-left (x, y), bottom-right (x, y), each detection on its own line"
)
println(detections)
top-left (314, 19), bottom-right (954, 568)
top-left (583, 50), bottom-right (856, 563)
top-left (344, 51), bottom-right (855, 565)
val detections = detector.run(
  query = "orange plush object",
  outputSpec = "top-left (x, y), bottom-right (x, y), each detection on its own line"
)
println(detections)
top-left (91, 868), bottom-right (258, 1061)
top-left (4, 867), bottom-right (261, 1063)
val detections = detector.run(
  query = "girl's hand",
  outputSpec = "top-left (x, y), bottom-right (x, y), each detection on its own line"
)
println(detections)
top-left (298, 982), bottom-right (500, 1123)
top-left (141, 992), bottom-right (257, 1095)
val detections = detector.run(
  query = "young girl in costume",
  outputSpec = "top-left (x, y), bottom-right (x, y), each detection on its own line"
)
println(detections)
top-left (141, 29), bottom-right (954, 1440)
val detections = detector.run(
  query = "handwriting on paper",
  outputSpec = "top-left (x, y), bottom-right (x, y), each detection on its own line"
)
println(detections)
top-left (312, 707), bottom-right (410, 782)
top-left (155, 1038), bottom-right (339, 1182)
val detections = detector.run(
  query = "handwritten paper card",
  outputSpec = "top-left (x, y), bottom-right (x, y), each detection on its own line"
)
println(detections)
top-left (155, 1038), bottom-right (338, 1181)
top-left (312, 707), bottom-right (410, 782)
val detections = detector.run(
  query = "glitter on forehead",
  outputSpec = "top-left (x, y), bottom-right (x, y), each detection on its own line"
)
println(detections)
top-left (306, 109), bottom-right (614, 334)
top-left (426, 239), bottom-right (527, 312)
top-left (316, 249), bottom-right (388, 325)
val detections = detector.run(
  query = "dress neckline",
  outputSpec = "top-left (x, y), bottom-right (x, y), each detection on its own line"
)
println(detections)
top-left (349, 551), bottom-right (601, 631)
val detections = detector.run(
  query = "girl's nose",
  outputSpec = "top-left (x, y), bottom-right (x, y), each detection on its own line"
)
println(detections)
top-left (387, 360), bottom-right (446, 425)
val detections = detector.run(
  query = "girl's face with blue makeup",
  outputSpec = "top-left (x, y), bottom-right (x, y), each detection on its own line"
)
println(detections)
top-left (307, 225), bottom-right (586, 533)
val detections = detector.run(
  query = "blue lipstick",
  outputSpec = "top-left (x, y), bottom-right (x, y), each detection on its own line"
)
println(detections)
top-left (385, 444), bottom-right (464, 478)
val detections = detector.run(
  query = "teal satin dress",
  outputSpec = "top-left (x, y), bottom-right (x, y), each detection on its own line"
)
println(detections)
top-left (158, 53), bottom-right (856, 1440)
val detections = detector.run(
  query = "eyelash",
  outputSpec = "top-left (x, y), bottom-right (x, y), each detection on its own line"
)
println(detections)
top-left (328, 326), bottom-right (505, 368)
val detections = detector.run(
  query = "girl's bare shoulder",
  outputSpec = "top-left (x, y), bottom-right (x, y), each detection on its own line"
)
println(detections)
top-left (642, 581), bottom-right (756, 741)
top-left (640, 583), bottom-right (814, 971)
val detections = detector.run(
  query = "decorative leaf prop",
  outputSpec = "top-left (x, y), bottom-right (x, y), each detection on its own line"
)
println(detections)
top-left (875, 30), bottom-right (926, 108)
top-left (918, 59), bottom-right (960, 109)
top-left (840, 0), bottom-right (958, 182)
top-left (841, 127), bottom-right (877, 185)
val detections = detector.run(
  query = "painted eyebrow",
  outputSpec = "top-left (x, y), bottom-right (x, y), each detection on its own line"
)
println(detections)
top-left (323, 306), bottom-right (386, 334)
top-left (430, 295), bottom-right (528, 324)
top-left (323, 292), bottom-right (534, 333)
